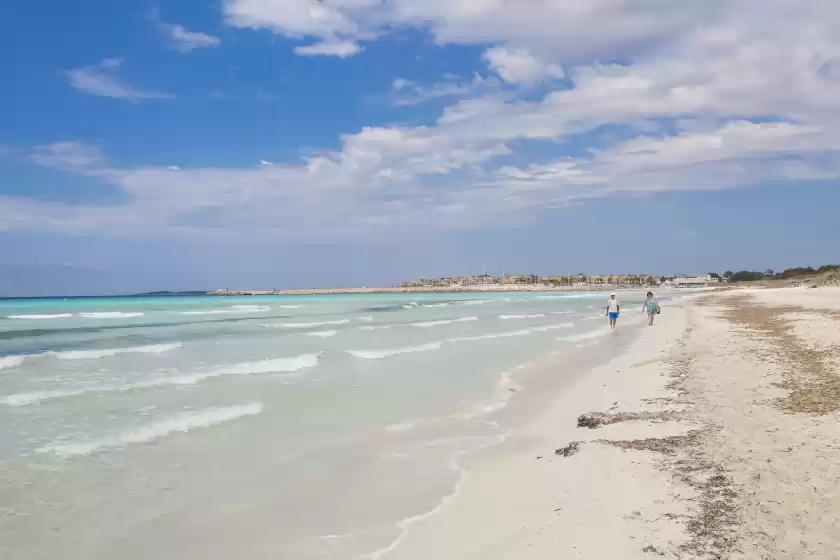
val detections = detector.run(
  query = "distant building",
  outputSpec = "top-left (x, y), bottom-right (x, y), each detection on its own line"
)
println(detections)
top-left (664, 274), bottom-right (712, 288)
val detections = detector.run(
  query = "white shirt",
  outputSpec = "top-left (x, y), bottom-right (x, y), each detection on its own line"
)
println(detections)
top-left (607, 298), bottom-right (619, 313)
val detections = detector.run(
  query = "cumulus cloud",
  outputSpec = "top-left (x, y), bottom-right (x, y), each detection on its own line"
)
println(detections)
top-left (7, 1), bottom-right (840, 240)
top-left (482, 47), bottom-right (563, 84)
top-left (294, 39), bottom-right (361, 57)
top-left (66, 59), bottom-right (173, 102)
top-left (223, 0), bottom-right (723, 61)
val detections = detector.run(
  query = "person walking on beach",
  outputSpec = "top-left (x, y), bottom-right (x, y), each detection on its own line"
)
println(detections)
top-left (605, 292), bottom-right (620, 330)
top-left (643, 291), bottom-right (660, 326)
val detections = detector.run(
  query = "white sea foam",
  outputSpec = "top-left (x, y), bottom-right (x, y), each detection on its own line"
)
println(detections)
top-left (557, 329), bottom-right (611, 342)
top-left (276, 305), bottom-right (303, 309)
top-left (423, 303), bottom-right (450, 308)
top-left (459, 299), bottom-right (491, 306)
top-left (410, 316), bottom-right (478, 328)
top-left (356, 316), bottom-right (374, 322)
top-left (79, 312), bottom-right (145, 319)
top-left (552, 310), bottom-right (574, 315)
top-left (359, 325), bottom-right (394, 331)
top-left (303, 330), bottom-right (337, 338)
top-left (384, 421), bottom-right (418, 433)
top-left (179, 305), bottom-right (271, 315)
top-left (530, 322), bottom-right (575, 332)
top-left (1, 354), bottom-right (319, 406)
top-left (6, 313), bottom-right (73, 320)
top-left (263, 319), bottom-right (350, 329)
top-left (213, 354), bottom-right (320, 375)
top-left (0, 388), bottom-right (90, 406)
top-left (50, 342), bottom-right (182, 360)
top-left (0, 355), bottom-right (26, 371)
top-left (498, 314), bottom-right (545, 320)
top-left (448, 329), bottom-right (533, 343)
top-left (347, 342), bottom-right (442, 360)
top-left (38, 402), bottom-right (264, 457)
top-left (401, 302), bottom-right (420, 309)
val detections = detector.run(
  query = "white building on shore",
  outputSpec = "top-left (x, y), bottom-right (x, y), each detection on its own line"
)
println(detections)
top-left (663, 274), bottom-right (714, 288)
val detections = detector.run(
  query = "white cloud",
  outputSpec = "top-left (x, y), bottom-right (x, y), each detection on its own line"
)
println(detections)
top-left (294, 40), bottom-right (361, 57)
top-left (8, 1), bottom-right (840, 240)
top-left (389, 74), bottom-right (498, 106)
top-left (223, 0), bottom-right (725, 61)
top-left (165, 23), bottom-right (221, 53)
top-left (483, 47), bottom-right (563, 84)
top-left (66, 59), bottom-right (173, 102)
top-left (29, 142), bottom-right (107, 172)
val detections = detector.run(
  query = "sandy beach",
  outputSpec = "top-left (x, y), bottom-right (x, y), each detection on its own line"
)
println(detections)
top-left (376, 287), bottom-right (840, 559)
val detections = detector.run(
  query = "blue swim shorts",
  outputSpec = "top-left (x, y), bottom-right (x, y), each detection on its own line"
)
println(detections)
top-left (608, 312), bottom-right (619, 319)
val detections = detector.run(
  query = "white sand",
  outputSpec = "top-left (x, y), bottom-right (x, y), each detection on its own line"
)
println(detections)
top-left (378, 307), bottom-right (698, 559)
top-left (375, 288), bottom-right (840, 559)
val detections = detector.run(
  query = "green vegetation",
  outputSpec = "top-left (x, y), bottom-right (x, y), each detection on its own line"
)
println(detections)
top-left (723, 264), bottom-right (840, 283)
top-left (728, 271), bottom-right (765, 282)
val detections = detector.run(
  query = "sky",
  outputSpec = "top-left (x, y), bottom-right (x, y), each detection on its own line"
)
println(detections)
top-left (1, 0), bottom-right (839, 296)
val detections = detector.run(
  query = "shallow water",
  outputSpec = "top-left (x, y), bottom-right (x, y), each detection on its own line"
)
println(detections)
top-left (0, 291), bottom-right (664, 559)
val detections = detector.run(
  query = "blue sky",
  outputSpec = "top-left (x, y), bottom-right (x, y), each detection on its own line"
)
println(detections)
top-left (1, 0), bottom-right (839, 296)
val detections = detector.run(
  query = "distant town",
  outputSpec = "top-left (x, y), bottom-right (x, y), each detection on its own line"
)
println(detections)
top-left (207, 266), bottom-right (837, 296)
top-left (401, 273), bottom-right (716, 289)
top-left (209, 273), bottom-right (721, 296)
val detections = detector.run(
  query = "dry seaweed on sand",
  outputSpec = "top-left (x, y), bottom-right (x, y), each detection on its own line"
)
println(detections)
top-left (554, 441), bottom-right (580, 457)
top-left (714, 295), bottom-right (840, 414)
top-left (577, 410), bottom-right (679, 429)
top-left (601, 428), bottom-right (740, 557)
top-left (598, 430), bottom-right (704, 455)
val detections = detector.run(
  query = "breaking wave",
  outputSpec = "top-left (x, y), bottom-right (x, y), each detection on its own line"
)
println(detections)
top-left (38, 402), bottom-right (264, 457)
top-left (302, 330), bottom-right (337, 338)
top-left (0, 355), bottom-right (27, 370)
top-left (347, 342), bottom-right (443, 360)
top-left (179, 305), bottom-right (271, 315)
top-left (79, 312), bottom-right (145, 319)
top-left (49, 342), bottom-right (183, 361)
top-left (410, 317), bottom-right (478, 328)
top-left (0, 354), bottom-right (319, 406)
top-left (447, 329), bottom-right (533, 342)
top-left (6, 313), bottom-right (73, 320)
top-left (263, 319), bottom-right (350, 329)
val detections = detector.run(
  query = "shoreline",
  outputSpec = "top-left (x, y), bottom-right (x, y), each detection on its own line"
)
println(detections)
top-left (373, 287), bottom-right (840, 559)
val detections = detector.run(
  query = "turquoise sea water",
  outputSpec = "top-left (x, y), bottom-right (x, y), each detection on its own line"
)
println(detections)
top-left (1, 291), bottom-right (657, 559)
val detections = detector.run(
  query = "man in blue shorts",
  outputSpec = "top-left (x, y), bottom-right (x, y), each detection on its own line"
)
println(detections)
top-left (605, 292), bottom-right (620, 329)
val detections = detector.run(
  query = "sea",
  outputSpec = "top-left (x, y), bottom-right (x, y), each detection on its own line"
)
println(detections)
top-left (0, 290), bottom-right (669, 559)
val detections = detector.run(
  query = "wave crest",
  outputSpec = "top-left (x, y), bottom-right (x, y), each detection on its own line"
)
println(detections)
top-left (79, 312), bottom-right (145, 319)
top-left (410, 317), bottom-right (478, 328)
top-left (0, 355), bottom-right (26, 370)
top-left (263, 319), bottom-right (350, 329)
top-left (6, 313), bottom-right (72, 320)
top-left (50, 342), bottom-right (182, 361)
top-left (347, 342), bottom-right (442, 360)
top-left (38, 403), bottom-right (264, 457)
